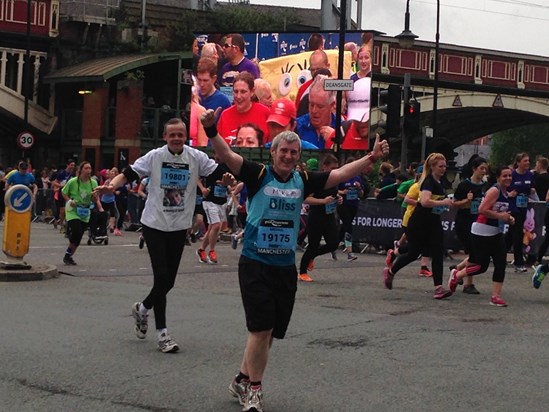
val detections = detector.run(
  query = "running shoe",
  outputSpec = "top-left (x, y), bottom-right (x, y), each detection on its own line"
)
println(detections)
top-left (433, 286), bottom-right (452, 299)
top-left (190, 232), bottom-right (197, 243)
top-left (463, 284), bottom-right (480, 295)
top-left (131, 302), bottom-right (148, 339)
top-left (385, 249), bottom-right (394, 271)
top-left (243, 385), bottom-right (264, 412)
top-left (138, 235), bottom-right (145, 249)
top-left (418, 267), bottom-right (433, 277)
top-left (231, 234), bottom-right (238, 250)
top-left (63, 255), bottom-right (77, 265)
top-left (307, 259), bottom-right (315, 271)
top-left (347, 253), bottom-right (358, 262)
top-left (114, 228), bottom-right (122, 236)
top-left (383, 267), bottom-right (394, 290)
top-left (448, 265), bottom-right (463, 284)
top-left (158, 332), bottom-right (179, 353)
top-left (228, 377), bottom-right (250, 406)
top-left (208, 250), bottom-right (218, 264)
top-left (448, 268), bottom-right (459, 292)
top-left (490, 295), bottom-right (508, 307)
top-left (330, 251), bottom-right (338, 261)
top-left (514, 264), bottom-right (527, 273)
top-left (532, 265), bottom-right (546, 289)
top-left (196, 248), bottom-right (208, 263)
top-left (298, 273), bottom-right (313, 282)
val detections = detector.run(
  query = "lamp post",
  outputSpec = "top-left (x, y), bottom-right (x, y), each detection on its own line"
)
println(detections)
top-left (396, 0), bottom-right (440, 141)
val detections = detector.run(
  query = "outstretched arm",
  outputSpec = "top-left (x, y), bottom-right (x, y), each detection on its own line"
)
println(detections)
top-left (324, 134), bottom-right (389, 189)
top-left (201, 108), bottom-right (244, 177)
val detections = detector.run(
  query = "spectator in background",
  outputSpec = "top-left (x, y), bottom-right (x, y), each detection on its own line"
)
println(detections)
top-left (534, 156), bottom-right (549, 201)
top-left (296, 75), bottom-right (336, 149)
top-left (252, 78), bottom-right (273, 108)
top-left (192, 38), bottom-right (200, 74)
top-left (378, 162), bottom-right (396, 188)
top-left (264, 98), bottom-right (319, 150)
top-left (234, 123), bottom-right (264, 148)
top-left (376, 173), bottom-right (407, 200)
top-left (350, 44), bottom-right (371, 81)
top-left (189, 85), bottom-right (208, 147)
top-left (200, 42), bottom-right (219, 63)
top-left (196, 58), bottom-right (231, 114)
top-left (6, 161), bottom-right (38, 196)
top-left (217, 71), bottom-right (270, 146)
top-left (295, 50), bottom-right (331, 116)
top-left (307, 32), bottom-right (325, 51)
top-left (344, 41), bottom-right (358, 72)
top-left (218, 33), bottom-right (260, 88)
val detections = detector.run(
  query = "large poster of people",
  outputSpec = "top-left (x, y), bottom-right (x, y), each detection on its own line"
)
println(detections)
top-left (190, 31), bottom-right (374, 151)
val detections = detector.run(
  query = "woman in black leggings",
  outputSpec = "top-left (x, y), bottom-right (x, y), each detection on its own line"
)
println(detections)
top-left (383, 153), bottom-right (455, 299)
top-left (298, 154), bottom-right (341, 282)
top-left (448, 166), bottom-right (515, 306)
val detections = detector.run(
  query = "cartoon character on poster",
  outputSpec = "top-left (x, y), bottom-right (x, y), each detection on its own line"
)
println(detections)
top-left (258, 50), bottom-right (353, 101)
top-left (523, 208), bottom-right (537, 253)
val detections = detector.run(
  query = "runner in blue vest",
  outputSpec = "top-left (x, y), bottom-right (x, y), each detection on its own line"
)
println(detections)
top-left (201, 108), bottom-right (389, 412)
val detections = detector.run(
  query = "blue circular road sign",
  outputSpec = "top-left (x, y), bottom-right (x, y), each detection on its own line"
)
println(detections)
top-left (5, 185), bottom-right (33, 213)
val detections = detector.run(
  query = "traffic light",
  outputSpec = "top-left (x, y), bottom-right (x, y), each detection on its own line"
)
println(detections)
top-left (379, 84), bottom-right (401, 137)
top-left (403, 100), bottom-right (421, 137)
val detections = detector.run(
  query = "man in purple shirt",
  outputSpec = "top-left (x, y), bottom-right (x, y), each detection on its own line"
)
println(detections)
top-left (218, 33), bottom-right (260, 88)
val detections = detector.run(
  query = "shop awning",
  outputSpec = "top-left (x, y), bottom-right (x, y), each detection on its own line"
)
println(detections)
top-left (44, 52), bottom-right (192, 84)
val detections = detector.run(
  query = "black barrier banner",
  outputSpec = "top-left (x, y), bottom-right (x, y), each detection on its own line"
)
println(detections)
top-left (352, 199), bottom-right (548, 257)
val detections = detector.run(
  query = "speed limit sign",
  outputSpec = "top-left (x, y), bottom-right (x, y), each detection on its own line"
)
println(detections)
top-left (17, 131), bottom-right (35, 149)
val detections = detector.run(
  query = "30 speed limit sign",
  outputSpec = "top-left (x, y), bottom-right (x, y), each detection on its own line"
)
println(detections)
top-left (17, 131), bottom-right (35, 149)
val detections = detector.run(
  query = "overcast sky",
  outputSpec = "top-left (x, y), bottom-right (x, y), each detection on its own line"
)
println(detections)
top-left (249, 0), bottom-right (549, 57)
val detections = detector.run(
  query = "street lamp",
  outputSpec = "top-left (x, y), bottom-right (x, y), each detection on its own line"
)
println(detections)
top-left (397, 0), bottom-right (440, 140)
top-left (395, 0), bottom-right (418, 49)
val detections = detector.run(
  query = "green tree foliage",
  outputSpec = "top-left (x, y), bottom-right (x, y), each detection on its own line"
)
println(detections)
top-left (213, 6), bottom-right (302, 32)
top-left (490, 124), bottom-right (549, 167)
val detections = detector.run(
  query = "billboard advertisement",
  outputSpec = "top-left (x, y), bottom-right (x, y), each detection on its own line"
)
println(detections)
top-left (190, 31), bottom-right (374, 152)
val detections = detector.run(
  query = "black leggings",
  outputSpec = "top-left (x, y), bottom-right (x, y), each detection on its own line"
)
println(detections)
top-left (337, 204), bottom-right (358, 242)
top-left (468, 232), bottom-right (507, 283)
top-left (116, 198), bottom-right (128, 229)
top-left (505, 211), bottom-right (525, 265)
top-left (141, 225), bottom-right (187, 330)
top-left (537, 210), bottom-right (549, 263)
top-left (391, 215), bottom-right (444, 286)
top-left (299, 211), bottom-right (339, 273)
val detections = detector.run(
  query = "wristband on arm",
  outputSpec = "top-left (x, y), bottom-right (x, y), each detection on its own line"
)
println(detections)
top-left (205, 125), bottom-right (218, 139)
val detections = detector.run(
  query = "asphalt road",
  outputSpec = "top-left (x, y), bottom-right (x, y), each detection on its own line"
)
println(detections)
top-left (1, 222), bottom-right (548, 411)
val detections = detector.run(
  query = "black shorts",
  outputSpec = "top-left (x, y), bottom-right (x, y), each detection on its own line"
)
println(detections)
top-left (238, 255), bottom-right (297, 339)
top-left (67, 218), bottom-right (89, 246)
top-left (194, 203), bottom-right (205, 217)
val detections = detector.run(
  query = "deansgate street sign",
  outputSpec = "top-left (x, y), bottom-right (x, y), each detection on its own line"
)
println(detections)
top-left (323, 79), bottom-right (354, 91)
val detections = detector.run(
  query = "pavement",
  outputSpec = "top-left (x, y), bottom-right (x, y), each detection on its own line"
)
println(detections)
top-left (1, 221), bottom-right (548, 411)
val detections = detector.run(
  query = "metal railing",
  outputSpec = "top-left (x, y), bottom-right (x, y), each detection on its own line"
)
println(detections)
top-left (60, 0), bottom-right (120, 25)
